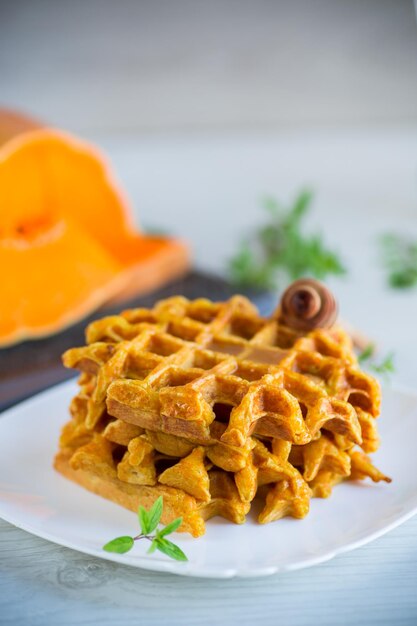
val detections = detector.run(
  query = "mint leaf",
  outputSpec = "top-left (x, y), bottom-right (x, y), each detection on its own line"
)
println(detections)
top-left (358, 345), bottom-right (395, 380)
top-left (103, 499), bottom-right (188, 562)
top-left (147, 539), bottom-right (158, 554)
top-left (358, 344), bottom-right (375, 363)
top-left (103, 536), bottom-right (134, 554)
top-left (154, 537), bottom-right (188, 562)
top-left (138, 506), bottom-right (150, 535)
top-left (371, 352), bottom-right (395, 375)
top-left (146, 496), bottom-right (163, 534)
top-left (157, 517), bottom-right (182, 538)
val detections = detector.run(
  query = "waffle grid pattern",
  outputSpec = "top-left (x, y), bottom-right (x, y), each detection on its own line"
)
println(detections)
top-left (54, 295), bottom-right (390, 536)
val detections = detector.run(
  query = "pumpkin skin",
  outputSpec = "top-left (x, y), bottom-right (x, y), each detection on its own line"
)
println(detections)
top-left (0, 124), bottom-right (189, 347)
top-left (0, 108), bottom-right (41, 146)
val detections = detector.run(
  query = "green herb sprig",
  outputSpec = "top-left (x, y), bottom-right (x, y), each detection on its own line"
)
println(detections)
top-left (103, 496), bottom-right (187, 562)
top-left (228, 190), bottom-right (346, 290)
top-left (358, 343), bottom-right (395, 379)
top-left (380, 233), bottom-right (417, 289)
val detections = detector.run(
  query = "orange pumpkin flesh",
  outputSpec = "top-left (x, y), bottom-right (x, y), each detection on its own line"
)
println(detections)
top-left (0, 127), bottom-right (189, 347)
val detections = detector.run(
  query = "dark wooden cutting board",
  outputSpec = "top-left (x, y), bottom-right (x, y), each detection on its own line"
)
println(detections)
top-left (0, 271), bottom-right (274, 412)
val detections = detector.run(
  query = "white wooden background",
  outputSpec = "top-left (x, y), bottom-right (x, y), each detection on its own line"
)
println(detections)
top-left (1, 0), bottom-right (417, 133)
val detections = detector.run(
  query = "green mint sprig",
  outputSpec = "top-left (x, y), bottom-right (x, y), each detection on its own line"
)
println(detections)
top-left (103, 496), bottom-right (187, 562)
top-left (358, 344), bottom-right (395, 379)
top-left (228, 190), bottom-right (346, 290)
top-left (370, 353), bottom-right (395, 376)
top-left (357, 343), bottom-right (375, 363)
top-left (380, 233), bottom-right (417, 289)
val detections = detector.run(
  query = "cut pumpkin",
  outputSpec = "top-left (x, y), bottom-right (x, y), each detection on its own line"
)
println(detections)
top-left (0, 117), bottom-right (189, 347)
top-left (0, 108), bottom-right (41, 146)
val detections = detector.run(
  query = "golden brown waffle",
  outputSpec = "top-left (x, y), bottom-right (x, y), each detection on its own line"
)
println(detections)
top-left (54, 292), bottom-right (390, 537)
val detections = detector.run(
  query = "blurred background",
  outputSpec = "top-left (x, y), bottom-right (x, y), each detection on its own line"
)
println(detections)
top-left (1, 0), bottom-right (417, 133)
top-left (1, 0), bottom-right (417, 387)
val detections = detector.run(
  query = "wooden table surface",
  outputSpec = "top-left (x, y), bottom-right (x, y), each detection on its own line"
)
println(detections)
top-left (1, 516), bottom-right (417, 626)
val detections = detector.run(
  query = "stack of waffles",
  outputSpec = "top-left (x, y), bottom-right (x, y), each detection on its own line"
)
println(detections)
top-left (54, 293), bottom-right (390, 537)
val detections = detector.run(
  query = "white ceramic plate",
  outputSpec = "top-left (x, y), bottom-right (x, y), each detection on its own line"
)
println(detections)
top-left (0, 380), bottom-right (416, 578)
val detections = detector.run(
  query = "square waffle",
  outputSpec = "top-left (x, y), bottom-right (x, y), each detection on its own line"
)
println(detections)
top-left (54, 282), bottom-right (390, 537)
